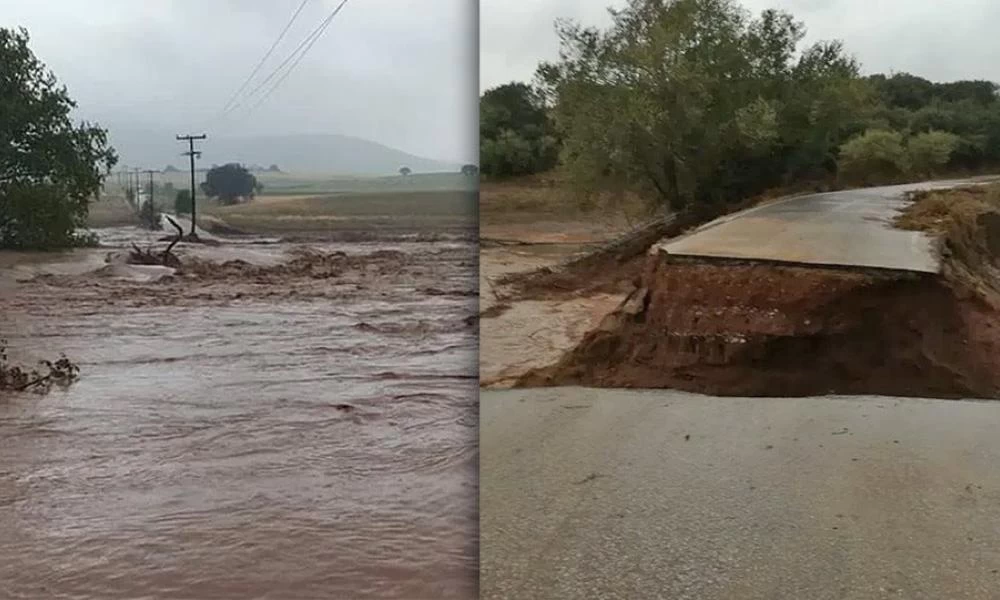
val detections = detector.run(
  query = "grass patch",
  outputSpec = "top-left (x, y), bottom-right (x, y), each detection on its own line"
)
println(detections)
top-left (896, 183), bottom-right (1000, 298)
top-left (203, 190), bottom-right (477, 233)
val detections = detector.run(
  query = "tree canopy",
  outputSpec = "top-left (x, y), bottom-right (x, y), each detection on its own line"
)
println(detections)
top-left (480, 82), bottom-right (560, 177)
top-left (536, 0), bottom-right (871, 213)
top-left (200, 163), bottom-right (259, 205)
top-left (0, 27), bottom-right (117, 249)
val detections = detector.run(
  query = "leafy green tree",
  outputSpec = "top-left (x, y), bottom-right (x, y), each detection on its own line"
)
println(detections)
top-left (838, 129), bottom-right (908, 182)
top-left (0, 27), bottom-right (117, 249)
top-left (538, 0), bottom-right (867, 214)
top-left (908, 130), bottom-right (961, 176)
top-left (399, 166), bottom-right (412, 176)
top-left (461, 164), bottom-right (479, 176)
top-left (480, 82), bottom-right (559, 177)
top-left (868, 73), bottom-right (936, 111)
top-left (175, 189), bottom-right (192, 214)
top-left (201, 163), bottom-right (258, 205)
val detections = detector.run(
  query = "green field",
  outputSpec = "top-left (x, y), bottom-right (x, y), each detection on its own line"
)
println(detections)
top-left (149, 170), bottom-right (476, 197)
top-left (205, 190), bottom-right (477, 232)
top-left (93, 171), bottom-right (478, 233)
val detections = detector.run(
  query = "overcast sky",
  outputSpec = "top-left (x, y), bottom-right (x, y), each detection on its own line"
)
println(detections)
top-left (482, 0), bottom-right (1000, 92)
top-left (1, 0), bottom-right (477, 164)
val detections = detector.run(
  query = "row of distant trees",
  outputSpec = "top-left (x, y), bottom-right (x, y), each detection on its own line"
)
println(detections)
top-left (480, 0), bottom-right (1000, 218)
top-left (398, 165), bottom-right (479, 176)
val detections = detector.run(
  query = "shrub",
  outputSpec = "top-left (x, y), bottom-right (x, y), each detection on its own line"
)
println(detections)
top-left (838, 129), bottom-right (909, 183)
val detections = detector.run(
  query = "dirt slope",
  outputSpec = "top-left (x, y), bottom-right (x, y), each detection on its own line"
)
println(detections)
top-left (519, 254), bottom-right (1000, 398)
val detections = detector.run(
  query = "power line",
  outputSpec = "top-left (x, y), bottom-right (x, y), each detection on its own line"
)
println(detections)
top-left (221, 0), bottom-right (350, 121)
top-left (218, 0), bottom-right (311, 116)
top-left (240, 0), bottom-right (349, 117)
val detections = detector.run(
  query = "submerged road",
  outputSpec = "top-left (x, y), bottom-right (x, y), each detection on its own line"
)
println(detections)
top-left (481, 389), bottom-right (1000, 599)
top-left (658, 179), bottom-right (995, 273)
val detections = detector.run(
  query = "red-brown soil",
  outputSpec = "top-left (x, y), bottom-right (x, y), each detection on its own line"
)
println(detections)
top-left (518, 255), bottom-right (1000, 399)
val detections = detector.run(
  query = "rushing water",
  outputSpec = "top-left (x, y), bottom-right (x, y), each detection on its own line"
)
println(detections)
top-left (0, 227), bottom-right (478, 599)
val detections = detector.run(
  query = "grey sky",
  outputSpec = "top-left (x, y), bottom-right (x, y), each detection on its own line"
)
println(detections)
top-left (2, 0), bottom-right (477, 164)
top-left (481, 0), bottom-right (1000, 92)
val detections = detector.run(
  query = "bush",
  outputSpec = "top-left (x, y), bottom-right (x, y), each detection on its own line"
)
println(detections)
top-left (0, 183), bottom-right (98, 249)
top-left (175, 189), bottom-right (192, 214)
top-left (838, 129), bottom-right (909, 183)
top-left (908, 130), bottom-right (961, 176)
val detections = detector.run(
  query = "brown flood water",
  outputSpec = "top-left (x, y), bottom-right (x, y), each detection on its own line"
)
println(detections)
top-left (0, 226), bottom-right (478, 599)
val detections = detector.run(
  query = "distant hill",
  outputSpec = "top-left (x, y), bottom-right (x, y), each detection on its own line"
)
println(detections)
top-left (106, 128), bottom-right (461, 176)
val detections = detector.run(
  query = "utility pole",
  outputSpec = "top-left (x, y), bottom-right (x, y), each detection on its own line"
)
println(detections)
top-left (176, 134), bottom-right (206, 236)
top-left (143, 169), bottom-right (157, 207)
top-left (130, 167), bottom-right (141, 208)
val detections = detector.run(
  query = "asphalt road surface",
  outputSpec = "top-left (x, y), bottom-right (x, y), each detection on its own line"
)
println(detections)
top-left (658, 179), bottom-right (995, 273)
top-left (481, 388), bottom-right (1000, 599)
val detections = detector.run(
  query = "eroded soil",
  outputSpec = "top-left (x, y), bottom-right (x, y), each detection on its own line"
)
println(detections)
top-left (519, 256), bottom-right (1000, 399)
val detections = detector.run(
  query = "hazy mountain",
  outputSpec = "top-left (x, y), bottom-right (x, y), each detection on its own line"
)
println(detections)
top-left (106, 128), bottom-right (461, 176)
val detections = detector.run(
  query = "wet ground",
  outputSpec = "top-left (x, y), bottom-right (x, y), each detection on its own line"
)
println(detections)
top-left (479, 244), bottom-right (625, 388)
top-left (0, 226), bottom-right (478, 599)
top-left (658, 179), bottom-right (998, 273)
top-left (481, 388), bottom-right (1000, 599)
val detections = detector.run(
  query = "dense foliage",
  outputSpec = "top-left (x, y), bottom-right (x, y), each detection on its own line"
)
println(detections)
top-left (535, 0), bottom-right (871, 214)
top-left (0, 27), bottom-right (117, 249)
top-left (480, 83), bottom-right (560, 177)
top-left (484, 0), bottom-right (1000, 216)
top-left (175, 189), bottom-right (192, 214)
top-left (200, 163), bottom-right (260, 205)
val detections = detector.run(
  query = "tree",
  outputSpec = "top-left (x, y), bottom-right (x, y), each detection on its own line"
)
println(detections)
top-left (838, 129), bottom-right (909, 182)
top-left (399, 166), bottom-right (412, 176)
top-left (538, 0), bottom-right (867, 214)
top-left (163, 164), bottom-right (180, 173)
top-left (908, 130), bottom-right (961, 176)
top-left (175, 189), bottom-right (192, 214)
top-left (161, 181), bottom-right (176, 203)
top-left (480, 82), bottom-right (560, 177)
top-left (0, 27), bottom-right (117, 249)
top-left (267, 164), bottom-right (281, 172)
top-left (201, 163), bottom-right (258, 205)
top-left (461, 164), bottom-right (479, 176)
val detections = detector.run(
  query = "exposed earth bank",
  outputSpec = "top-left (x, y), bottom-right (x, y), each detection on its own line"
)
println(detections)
top-left (518, 258), bottom-right (1000, 398)
top-left (513, 185), bottom-right (1000, 399)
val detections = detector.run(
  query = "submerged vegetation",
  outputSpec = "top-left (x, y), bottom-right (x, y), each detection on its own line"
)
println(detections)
top-left (0, 340), bottom-right (80, 394)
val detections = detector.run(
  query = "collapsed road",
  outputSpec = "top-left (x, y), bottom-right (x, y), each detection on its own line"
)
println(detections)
top-left (518, 178), bottom-right (1000, 399)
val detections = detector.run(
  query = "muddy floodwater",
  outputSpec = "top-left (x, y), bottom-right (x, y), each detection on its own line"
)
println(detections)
top-left (0, 226), bottom-right (478, 599)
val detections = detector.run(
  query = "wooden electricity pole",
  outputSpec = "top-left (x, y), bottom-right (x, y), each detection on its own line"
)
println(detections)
top-left (143, 169), bottom-right (157, 210)
top-left (176, 134), bottom-right (206, 235)
top-left (132, 167), bottom-right (141, 207)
